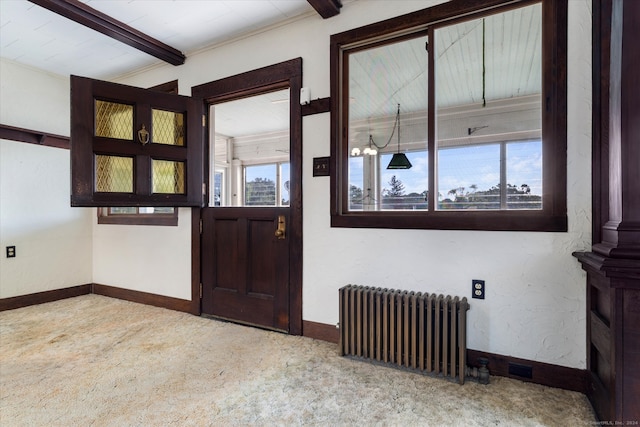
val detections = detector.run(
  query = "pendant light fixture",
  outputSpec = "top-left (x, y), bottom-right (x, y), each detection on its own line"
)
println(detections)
top-left (386, 104), bottom-right (412, 169)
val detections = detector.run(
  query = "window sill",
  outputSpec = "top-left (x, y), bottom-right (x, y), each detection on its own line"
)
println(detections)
top-left (97, 214), bottom-right (178, 226)
top-left (330, 211), bottom-right (567, 232)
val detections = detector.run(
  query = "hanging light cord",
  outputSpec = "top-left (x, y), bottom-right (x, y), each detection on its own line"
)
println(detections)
top-left (397, 103), bottom-right (401, 152)
top-left (482, 18), bottom-right (486, 107)
top-left (369, 104), bottom-right (401, 150)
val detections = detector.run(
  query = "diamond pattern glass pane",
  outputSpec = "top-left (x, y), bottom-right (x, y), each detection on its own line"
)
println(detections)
top-left (152, 109), bottom-right (185, 146)
top-left (95, 100), bottom-right (133, 140)
top-left (95, 155), bottom-right (133, 192)
top-left (152, 160), bottom-right (185, 194)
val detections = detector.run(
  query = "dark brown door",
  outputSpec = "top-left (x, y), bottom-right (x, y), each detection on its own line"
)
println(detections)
top-left (201, 207), bottom-right (290, 331)
top-left (194, 59), bottom-right (302, 334)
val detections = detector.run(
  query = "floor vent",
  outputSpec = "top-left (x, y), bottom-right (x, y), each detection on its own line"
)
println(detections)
top-left (339, 285), bottom-right (470, 384)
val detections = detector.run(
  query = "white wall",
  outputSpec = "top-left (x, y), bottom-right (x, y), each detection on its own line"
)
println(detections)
top-left (0, 59), bottom-right (93, 298)
top-left (99, 0), bottom-right (591, 369)
top-left (92, 208), bottom-right (192, 300)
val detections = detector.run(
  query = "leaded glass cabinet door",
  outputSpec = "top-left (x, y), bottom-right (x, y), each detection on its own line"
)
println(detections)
top-left (70, 75), bottom-right (204, 207)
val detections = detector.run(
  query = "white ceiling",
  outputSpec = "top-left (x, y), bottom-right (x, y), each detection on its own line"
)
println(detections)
top-left (1, 1), bottom-right (541, 140)
top-left (0, 0), bottom-right (316, 80)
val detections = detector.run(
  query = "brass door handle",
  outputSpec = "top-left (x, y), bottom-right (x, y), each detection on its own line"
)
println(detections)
top-left (275, 215), bottom-right (286, 239)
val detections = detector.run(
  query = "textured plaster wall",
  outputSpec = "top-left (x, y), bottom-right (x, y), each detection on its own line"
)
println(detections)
top-left (0, 60), bottom-right (93, 298)
top-left (112, 0), bottom-right (591, 368)
top-left (92, 209), bottom-right (192, 301)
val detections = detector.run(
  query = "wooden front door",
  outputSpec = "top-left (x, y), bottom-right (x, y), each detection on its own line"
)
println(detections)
top-left (201, 208), bottom-right (290, 331)
top-left (194, 59), bottom-right (302, 334)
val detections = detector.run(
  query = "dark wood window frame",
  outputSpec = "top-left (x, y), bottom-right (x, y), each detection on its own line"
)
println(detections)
top-left (329, 0), bottom-right (567, 232)
top-left (97, 207), bottom-right (178, 226)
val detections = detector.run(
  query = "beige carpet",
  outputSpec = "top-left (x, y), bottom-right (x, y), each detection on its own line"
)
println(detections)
top-left (0, 295), bottom-right (595, 426)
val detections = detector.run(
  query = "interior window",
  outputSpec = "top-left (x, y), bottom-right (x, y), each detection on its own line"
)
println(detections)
top-left (97, 207), bottom-right (178, 226)
top-left (330, 0), bottom-right (567, 231)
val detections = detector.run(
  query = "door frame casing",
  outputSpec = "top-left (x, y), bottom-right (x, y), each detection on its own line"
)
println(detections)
top-left (189, 58), bottom-right (303, 335)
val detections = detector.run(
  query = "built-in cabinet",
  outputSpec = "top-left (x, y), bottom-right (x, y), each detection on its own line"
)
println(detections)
top-left (574, 253), bottom-right (640, 421)
top-left (574, 0), bottom-right (640, 421)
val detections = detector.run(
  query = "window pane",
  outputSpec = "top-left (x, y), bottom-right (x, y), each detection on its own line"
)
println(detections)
top-left (348, 157), bottom-right (365, 210)
top-left (137, 207), bottom-right (176, 214)
top-left (110, 207), bottom-right (136, 214)
top-left (437, 144), bottom-right (500, 209)
top-left (108, 207), bottom-right (174, 214)
top-left (152, 109), bottom-right (185, 146)
top-left (380, 152), bottom-right (428, 210)
top-left (347, 34), bottom-right (429, 212)
top-left (280, 163), bottom-right (290, 206)
top-left (152, 160), bottom-right (185, 194)
top-left (95, 155), bottom-right (133, 193)
top-left (214, 172), bottom-right (223, 206)
top-left (245, 164), bottom-right (276, 206)
top-left (95, 100), bottom-right (133, 140)
top-left (435, 3), bottom-right (542, 211)
top-left (435, 4), bottom-right (541, 108)
top-left (152, 207), bottom-right (175, 214)
top-left (507, 140), bottom-right (542, 209)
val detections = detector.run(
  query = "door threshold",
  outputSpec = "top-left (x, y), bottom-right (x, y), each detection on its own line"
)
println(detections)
top-left (201, 313), bottom-right (288, 334)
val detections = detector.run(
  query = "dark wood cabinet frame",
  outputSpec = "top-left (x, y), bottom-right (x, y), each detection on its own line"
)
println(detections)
top-left (70, 76), bottom-right (204, 207)
top-left (329, 0), bottom-right (567, 232)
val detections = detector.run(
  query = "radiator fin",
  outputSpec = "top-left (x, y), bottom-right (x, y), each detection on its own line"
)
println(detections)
top-left (339, 285), bottom-right (470, 384)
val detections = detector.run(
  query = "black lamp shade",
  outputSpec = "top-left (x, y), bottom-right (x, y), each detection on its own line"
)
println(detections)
top-left (386, 153), bottom-right (412, 169)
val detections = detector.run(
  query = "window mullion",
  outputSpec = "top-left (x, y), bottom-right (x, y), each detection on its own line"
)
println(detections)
top-left (374, 155), bottom-right (381, 210)
top-left (136, 103), bottom-right (152, 196)
top-left (500, 142), bottom-right (507, 209)
top-left (276, 163), bottom-right (282, 207)
top-left (427, 27), bottom-right (436, 211)
top-left (363, 155), bottom-right (376, 211)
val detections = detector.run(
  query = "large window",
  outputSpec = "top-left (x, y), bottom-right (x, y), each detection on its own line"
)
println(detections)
top-left (330, 0), bottom-right (567, 231)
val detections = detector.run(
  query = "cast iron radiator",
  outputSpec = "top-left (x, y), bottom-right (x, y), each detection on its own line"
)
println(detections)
top-left (339, 285), bottom-right (471, 384)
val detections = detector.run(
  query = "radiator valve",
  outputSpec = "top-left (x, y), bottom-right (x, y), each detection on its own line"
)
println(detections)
top-left (477, 357), bottom-right (490, 384)
top-left (465, 357), bottom-right (490, 385)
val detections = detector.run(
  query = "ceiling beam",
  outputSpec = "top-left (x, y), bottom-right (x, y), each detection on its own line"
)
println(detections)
top-left (28, 0), bottom-right (185, 66)
top-left (307, 0), bottom-right (342, 19)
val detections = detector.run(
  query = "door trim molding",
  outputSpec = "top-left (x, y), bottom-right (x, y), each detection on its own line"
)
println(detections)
top-left (191, 58), bottom-right (303, 335)
top-left (190, 207), bottom-right (202, 315)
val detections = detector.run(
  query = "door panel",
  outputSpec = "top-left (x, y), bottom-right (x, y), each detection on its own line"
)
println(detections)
top-left (213, 218), bottom-right (241, 291)
top-left (202, 207), bottom-right (290, 331)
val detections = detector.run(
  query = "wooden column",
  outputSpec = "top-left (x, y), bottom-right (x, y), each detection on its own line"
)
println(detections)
top-left (574, 0), bottom-right (640, 422)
